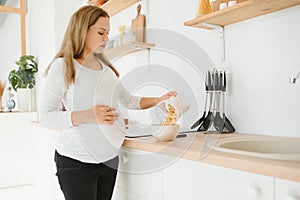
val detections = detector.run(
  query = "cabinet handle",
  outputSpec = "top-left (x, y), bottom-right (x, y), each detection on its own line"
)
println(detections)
top-left (120, 155), bottom-right (129, 164)
top-left (284, 195), bottom-right (300, 200)
top-left (245, 186), bottom-right (261, 200)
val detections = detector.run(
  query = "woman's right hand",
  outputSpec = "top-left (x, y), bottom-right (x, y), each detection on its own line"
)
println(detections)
top-left (89, 105), bottom-right (119, 125)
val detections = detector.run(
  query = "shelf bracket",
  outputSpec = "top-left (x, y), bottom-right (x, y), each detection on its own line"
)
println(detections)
top-left (202, 23), bottom-right (225, 62)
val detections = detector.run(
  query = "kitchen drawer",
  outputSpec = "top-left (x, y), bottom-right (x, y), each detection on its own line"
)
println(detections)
top-left (275, 178), bottom-right (300, 200)
top-left (163, 158), bottom-right (274, 200)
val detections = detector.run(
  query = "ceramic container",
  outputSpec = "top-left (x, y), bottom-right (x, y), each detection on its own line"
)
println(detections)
top-left (152, 124), bottom-right (179, 142)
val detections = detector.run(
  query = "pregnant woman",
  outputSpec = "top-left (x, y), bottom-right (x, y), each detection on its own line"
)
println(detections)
top-left (39, 5), bottom-right (176, 200)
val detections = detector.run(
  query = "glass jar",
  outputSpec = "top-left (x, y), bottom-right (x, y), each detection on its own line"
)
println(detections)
top-left (197, 0), bottom-right (212, 16)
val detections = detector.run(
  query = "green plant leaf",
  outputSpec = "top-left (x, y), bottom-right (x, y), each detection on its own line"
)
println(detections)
top-left (8, 55), bottom-right (38, 91)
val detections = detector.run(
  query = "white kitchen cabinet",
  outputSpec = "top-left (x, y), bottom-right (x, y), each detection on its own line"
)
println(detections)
top-left (112, 186), bottom-right (148, 200)
top-left (32, 126), bottom-right (64, 200)
top-left (114, 148), bottom-right (274, 200)
top-left (275, 178), bottom-right (300, 200)
top-left (113, 147), bottom-right (176, 200)
top-left (0, 112), bottom-right (37, 188)
top-left (163, 158), bottom-right (274, 200)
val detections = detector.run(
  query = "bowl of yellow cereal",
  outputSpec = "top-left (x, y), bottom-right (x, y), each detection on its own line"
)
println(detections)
top-left (151, 103), bottom-right (179, 142)
top-left (151, 123), bottom-right (179, 142)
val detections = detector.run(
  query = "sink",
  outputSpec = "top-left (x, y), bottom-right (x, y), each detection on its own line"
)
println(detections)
top-left (212, 136), bottom-right (300, 161)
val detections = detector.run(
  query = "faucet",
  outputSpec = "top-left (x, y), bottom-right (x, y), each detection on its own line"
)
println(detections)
top-left (289, 71), bottom-right (300, 84)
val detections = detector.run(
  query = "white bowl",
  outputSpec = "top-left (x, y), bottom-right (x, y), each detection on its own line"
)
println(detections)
top-left (151, 124), bottom-right (179, 142)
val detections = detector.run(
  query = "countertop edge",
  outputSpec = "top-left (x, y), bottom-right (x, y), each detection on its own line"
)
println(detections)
top-left (122, 133), bottom-right (300, 183)
top-left (31, 123), bottom-right (300, 182)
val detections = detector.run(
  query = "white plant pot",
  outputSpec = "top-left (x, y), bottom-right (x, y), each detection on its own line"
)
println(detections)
top-left (17, 88), bottom-right (31, 112)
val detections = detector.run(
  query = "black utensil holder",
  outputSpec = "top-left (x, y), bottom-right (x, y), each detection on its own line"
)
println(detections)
top-left (192, 69), bottom-right (235, 133)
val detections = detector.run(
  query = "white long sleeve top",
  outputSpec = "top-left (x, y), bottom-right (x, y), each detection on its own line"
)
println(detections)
top-left (39, 58), bottom-right (141, 163)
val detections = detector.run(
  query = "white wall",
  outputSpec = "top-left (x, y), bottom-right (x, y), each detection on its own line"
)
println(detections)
top-left (28, 0), bottom-right (85, 71)
top-left (2, 0), bottom-right (299, 137)
top-left (0, 13), bottom-right (21, 82)
top-left (0, 1), bottom-right (25, 109)
top-left (109, 0), bottom-right (300, 137)
top-left (53, 0), bottom-right (87, 51)
top-left (225, 6), bottom-right (300, 137)
top-left (0, 0), bottom-right (21, 79)
top-left (25, 0), bottom-right (86, 111)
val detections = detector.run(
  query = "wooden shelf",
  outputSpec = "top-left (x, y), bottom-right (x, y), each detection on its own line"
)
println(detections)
top-left (104, 42), bottom-right (155, 60)
top-left (100, 0), bottom-right (140, 16)
top-left (0, 5), bottom-right (23, 14)
top-left (184, 0), bottom-right (300, 29)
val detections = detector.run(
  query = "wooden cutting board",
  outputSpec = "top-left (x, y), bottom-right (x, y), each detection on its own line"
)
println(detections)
top-left (131, 4), bottom-right (145, 42)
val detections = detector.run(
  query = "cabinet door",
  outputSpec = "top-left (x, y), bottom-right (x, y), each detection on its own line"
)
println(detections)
top-left (0, 112), bottom-right (36, 188)
top-left (163, 158), bottom-right (274, 200)
top-left (32, 126), bottom-right (64, 200)
top-left (112, 186), bottom-right (147, 200)
top-left (275, 178), bottom-right (300, 200)
top-left (114, 148), bottom-right (173, 200)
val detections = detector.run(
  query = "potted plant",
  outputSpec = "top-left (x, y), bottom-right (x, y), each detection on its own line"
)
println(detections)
top-left (8, 55), bottom-right (38, 111)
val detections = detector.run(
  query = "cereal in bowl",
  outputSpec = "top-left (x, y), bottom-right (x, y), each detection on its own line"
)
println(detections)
top-left (163, 104), bottom-right (177, 126)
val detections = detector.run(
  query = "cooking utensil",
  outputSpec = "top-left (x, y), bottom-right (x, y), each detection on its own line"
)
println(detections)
top-left (198, 71), bottom-right (214, 131)
top-left (223, 114), bottom-right (235, 133)
top-left (221, 71), bottom-right (235, 133)
top-left (190, 96), bottom-right (206, 129)
top-left (213, 71), bottom-right (225, 132)
top-left (131, 4), bottom-right (145, 42)
top-left (191, 72), bottom-right (209, 129)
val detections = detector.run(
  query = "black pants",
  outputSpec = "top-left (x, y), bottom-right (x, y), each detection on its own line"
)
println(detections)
top-left (54, 151), bottom-right (119, 200)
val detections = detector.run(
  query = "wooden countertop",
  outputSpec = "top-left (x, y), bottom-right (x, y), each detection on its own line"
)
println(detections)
top-left (31, 122), bottom-right (300, 182)
top-left (123, 133), bottom-right (300, 182)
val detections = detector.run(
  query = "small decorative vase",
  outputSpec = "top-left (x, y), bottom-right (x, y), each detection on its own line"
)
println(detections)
top-left (17, 88), bottom-right (31, 112)
top-left (7, 86), bottom-right (16, 112)
top-left (7, 99), bottom-right (16, 112)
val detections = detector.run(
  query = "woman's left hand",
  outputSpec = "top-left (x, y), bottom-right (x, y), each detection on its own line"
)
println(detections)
top-left (159, 91), bottom-right (177, 102)
top-left (139, 91), bottom-right (177, 109)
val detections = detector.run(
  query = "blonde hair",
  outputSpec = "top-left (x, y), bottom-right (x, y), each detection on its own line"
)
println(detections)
top-left (44, 5), bottom-right (119, 85)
